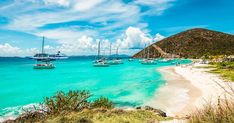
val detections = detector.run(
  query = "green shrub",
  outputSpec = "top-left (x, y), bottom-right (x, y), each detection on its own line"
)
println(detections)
top-left (44, 90), bottom-right (91, 114)
top-left (44, 90), bottom-right (114, 115)
top-left (91, 96), bottom-right (114, 109)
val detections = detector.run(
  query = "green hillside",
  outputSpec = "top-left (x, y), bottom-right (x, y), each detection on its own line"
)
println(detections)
top-left (133, 28), bottom-right (234, 58)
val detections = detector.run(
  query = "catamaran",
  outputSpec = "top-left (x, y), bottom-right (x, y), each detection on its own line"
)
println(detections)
top-left (141, 44), bottom-right (157, 65)
top-left (33, 61), bottom-right (55, 69)
top-left (93, 41), bottom-right (109, 67)
top-left (32, 37), bottom-right (56, 69)
top-left (108, 47), bottom-right (123, 65)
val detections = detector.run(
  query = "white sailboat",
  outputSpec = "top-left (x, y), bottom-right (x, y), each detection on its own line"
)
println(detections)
top-left (109, 47), bottom-right (123, 65)
top-left (93, 41), bottom-right (109, 67)
top-left (33, 37), bottom-right (55, 69)
top-left (141, 44), bottom-right (157, 65)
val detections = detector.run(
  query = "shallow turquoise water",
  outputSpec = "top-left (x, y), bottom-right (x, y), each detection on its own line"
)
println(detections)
top-left (0, 57), bottom-right (190, 120)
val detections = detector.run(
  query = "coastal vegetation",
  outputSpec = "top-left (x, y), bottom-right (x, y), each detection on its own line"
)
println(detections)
top-left (133, 28), bottom-right (234, 58)
top-left (195, 55), bottom-right (234, 82)
top-left (189, 85), bottom-right (234, 123)
top-left (209, 62), bottom-right (234, 82)
top-left (189, 98), bottom-right (234, 123)
top-left (5, 90), bottom-right (170, 123)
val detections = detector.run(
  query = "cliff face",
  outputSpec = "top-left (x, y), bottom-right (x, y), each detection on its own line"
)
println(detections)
top-left (133, 28), bottom-right (234, 58)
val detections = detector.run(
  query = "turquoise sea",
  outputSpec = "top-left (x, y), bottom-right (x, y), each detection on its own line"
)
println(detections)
top-left (0, 57), bottom-right (190, 121)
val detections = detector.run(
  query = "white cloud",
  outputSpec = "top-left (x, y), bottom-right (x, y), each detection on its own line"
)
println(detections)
top-left (33, 27), bottom-right (154, 56)
top-left (36, 28), bottom-right (98, 44)
top-left (0, 43), bottom-right (41, 56)
top-left (115, 26), bottom-right (152, 49)
top-left (0, 43), bottom-right (22, 56)
top-left (73, 0), bottom-right (105, 11)
top-left (154, 33), bottom-right (165, 41)
top-left (43, 0), bottom-right (71, 7)
top-left (5, 0), bottom-right (140, 32)
top-left (134, 0), bottom-right (176, 15)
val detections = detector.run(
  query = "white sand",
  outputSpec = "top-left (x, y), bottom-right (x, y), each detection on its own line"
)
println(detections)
top-left (146, 63), bottom-right (234, 118)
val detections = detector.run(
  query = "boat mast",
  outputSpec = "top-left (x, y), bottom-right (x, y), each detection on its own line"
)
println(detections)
top-left (143, 44), bottom-right (146, 58)
top-left (109, 43), bottom-right (112, 56)
top-left (116, 47), bottom-right (119, 58)
top-left (147, 44), bottom-right (150, 59)
top-left (97, 41), bottom-right (101, 59)
top-left (42, 36), bottom-right (45, 54)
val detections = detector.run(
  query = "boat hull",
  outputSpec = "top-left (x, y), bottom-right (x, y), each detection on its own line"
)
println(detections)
top-left (93, 64), bottom-right (109, 67)
top-left (33, 64), bottom-right (55, 69)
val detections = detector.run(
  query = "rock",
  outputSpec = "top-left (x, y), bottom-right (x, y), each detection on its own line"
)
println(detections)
top-left (144, 106), bottom-right (167, 117)
top-left (153, 109), bottom-right (167, 117)
top-left (136, 106), bottom-right (142, 109)
top-left (144, 106), bottom-right (154, 111)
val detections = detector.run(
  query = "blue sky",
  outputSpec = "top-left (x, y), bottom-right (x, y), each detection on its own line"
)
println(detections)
top-left (0, 0), bottom-right (233, 56)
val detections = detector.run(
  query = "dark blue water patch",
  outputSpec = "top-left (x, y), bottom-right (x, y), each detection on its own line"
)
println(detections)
top-left (116, 90), bottom-right (131, 97)
top-left (114, 101), bottom-right (142, 107)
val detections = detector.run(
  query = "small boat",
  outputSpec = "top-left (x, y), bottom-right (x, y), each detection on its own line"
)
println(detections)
top-left (33, 62), bottom-right (55, 69)
top-left (141, 58), bottom-right (157, 65)
top-left (93, 41), bottom-right (110, 67)
top-left (141, 44), bottom-right (157, 65)
top-left (128, 58), bottom-right (134, 61)
top-left (158, 58), bottom-right (172, 63)
top-left (107, 45), bottom-right (123, 65)
top-left (108, 59), bottom-right (123, 65)
top-left (93, 61), bottom-right (109, 67)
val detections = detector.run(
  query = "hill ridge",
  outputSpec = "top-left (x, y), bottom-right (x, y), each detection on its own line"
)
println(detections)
top-left (133, 28), bottom-right (234, 58)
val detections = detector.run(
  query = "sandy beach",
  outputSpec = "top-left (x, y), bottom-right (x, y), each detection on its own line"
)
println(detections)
top-left (147, 63), bottom-right (234, 118)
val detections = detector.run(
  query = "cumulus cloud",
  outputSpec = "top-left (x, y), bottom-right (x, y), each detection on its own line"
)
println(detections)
top-left (0, 43), bottom-right (22, 56)
top-left (34, 27), bottom-right (155, 55)
top-left (115, 27), bottom-right (152, 49)
top-left (0, 43), bottom-right (40, 56)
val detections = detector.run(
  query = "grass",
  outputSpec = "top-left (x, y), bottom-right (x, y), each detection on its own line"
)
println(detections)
top-left (209, 69), bottom-right (234, 82)
top-left (189, 87), bottom-right (234, 123)
top-left (189, 98), bottom-right (234, 123)
top-left (208, 62), bottom-right (234, 82)
top-left (194, 65), bottom-right (215, 69)
top-left (44, 109), bottom-right (171, 123)
top-left (195, 62), bottom-right (234, 82)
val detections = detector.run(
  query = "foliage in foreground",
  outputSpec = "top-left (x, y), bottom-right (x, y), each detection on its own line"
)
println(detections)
top-left (44, 90), bottom-right (113, 114)
top-left (5, 90), bottom-right (169, 123)
top-left (189, 79), bottom-right (234, 123)
top-left (189, 98), bottom-right (234, 123)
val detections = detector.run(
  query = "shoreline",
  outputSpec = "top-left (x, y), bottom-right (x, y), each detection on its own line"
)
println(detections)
top-left (148, 63), bottom-right (234, 117)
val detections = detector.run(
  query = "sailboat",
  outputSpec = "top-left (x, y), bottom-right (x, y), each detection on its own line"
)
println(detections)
top-left (93, 41), bottom-right (109, 67)
top-left (108, 47), bottom-right (123, 65)
top-left (141, 44), bottom-right (157, 65)
top-left (33, 37), bottom-right (55, 69)
top-left (139, 44), bottom-right (146, 63)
